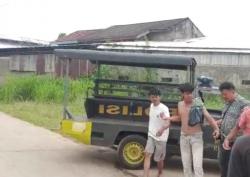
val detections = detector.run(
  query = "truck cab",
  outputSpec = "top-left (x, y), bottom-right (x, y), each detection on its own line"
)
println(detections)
top-left (55, 49), bottom-right (221, 169)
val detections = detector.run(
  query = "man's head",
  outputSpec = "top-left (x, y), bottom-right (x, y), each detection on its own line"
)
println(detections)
top-left (148, 88), bottom-right (161, 106)
top-left (219, 82), bottom-right (236, 102)
top-left (179, 83), bottom-right (194, 103)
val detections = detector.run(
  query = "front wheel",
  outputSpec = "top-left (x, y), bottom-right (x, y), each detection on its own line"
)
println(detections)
top-left (118, 135), bottom-right (146, 169)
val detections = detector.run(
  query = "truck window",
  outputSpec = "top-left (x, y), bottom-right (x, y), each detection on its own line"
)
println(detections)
top-left (95, 64), bottom-right (190, 101)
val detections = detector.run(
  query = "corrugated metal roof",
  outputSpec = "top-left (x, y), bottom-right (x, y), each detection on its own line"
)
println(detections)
top-left (55, 18), bottom-right (204, 44)
top-left (55, 29), bottom-right (103, 42)
top-left (99, 38), bottom-right (250, 54)
top-left (0, 43), bottom-right (25, 48)
top-left (0, 34), bottom-right (49, 46)
top-left (80, 18), bottom-right (192, 42)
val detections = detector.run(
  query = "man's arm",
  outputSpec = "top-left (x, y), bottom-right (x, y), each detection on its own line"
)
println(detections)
top-left (159, 119), bottom-right (171, 131)
top-left (238, 108), bottom-right (248, 129)
top-left (160, 113), bottom-right (180, 122)
top-left (226, 126), bottom-right (239, 141)
top-left (216, 119), bottom-right (223, 127)
top-left (156, 119), bottom-right (171, 137)
top-left (203, 108), bottom-right (220, 138)
top-left (223, 120), bottom-right (241, 150)
top-left (169, 115), bottom-right (181, 122)
top-left (169, 102), bottom-right (181, 122)
top-left (157, 106), bottom-right (171, 137)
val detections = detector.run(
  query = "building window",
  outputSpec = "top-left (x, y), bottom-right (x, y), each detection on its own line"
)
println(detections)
top-left (242, 80), bottom-right (250, 85)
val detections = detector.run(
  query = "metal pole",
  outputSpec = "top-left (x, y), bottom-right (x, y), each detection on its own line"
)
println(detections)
top-left (86, 60), bottom-right (89, 77)
top-left (94, 61), bottom-right (100, 95)
top-left (63, 58), bottom-right (70, 119)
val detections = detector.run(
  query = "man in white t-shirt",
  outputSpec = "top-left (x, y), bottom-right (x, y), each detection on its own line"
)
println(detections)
top-left (143, 88), bottom-right (170, 177)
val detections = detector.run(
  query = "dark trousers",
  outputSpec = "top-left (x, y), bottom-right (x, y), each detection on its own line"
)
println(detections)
top-left (218, 144), bottom-right (231, 177)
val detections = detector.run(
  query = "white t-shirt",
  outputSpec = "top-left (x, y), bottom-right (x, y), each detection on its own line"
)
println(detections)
top-left (148, 103), bottom-right (170, 142)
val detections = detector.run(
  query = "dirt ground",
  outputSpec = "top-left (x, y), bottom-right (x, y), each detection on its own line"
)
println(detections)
top-left (0, 112), bottom-right (220, 177)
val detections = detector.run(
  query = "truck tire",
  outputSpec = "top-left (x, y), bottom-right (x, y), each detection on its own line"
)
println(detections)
top-left (118, 135), bottom-right (146, 169)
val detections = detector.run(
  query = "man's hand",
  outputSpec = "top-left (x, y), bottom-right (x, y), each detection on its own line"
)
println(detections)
top-left (223, 138), bottom-right (232, 150)
top-left (212, 129), bottom-right (220, 139)
top-left (216, 119), bottom-right (223, 127)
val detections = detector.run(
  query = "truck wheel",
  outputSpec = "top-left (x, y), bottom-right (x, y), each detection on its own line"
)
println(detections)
top-left (118, 135), bottom-right (146, 169)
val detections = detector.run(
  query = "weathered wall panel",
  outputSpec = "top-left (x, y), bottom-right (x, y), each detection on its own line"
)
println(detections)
top-left (156, 50), bottom-right (250, 88)
top-left (45, 54), bottom-right (55, 73)
top-left (10, 55), bottom-right (36, 72)
top-left (0, 57), bottom-right (10, 84)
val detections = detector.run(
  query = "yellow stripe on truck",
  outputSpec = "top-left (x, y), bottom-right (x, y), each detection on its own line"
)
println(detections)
top-left (60, 119), bottom-right (92, 145)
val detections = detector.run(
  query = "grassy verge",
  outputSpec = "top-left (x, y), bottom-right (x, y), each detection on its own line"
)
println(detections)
top-left (0, 102), bottom-right (62, 130)
top-left (0, 74), bottom-right (89, 130)
top-left (0, 99), bottom-right (86, 130)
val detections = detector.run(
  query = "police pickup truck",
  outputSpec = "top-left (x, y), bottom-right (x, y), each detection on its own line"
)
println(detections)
top-left (55, 49), bottom-right (221, 169)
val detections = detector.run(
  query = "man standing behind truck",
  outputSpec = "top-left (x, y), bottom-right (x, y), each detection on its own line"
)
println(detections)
top-left (217, 82), bottom-right (250, 177)
top-left (143, 88), bottom-right (171, 177)
top-left (169, 83), bottom-right (220, 177)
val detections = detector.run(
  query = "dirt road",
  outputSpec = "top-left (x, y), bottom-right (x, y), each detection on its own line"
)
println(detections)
top-left (0, 112), bottom-right (220, 177)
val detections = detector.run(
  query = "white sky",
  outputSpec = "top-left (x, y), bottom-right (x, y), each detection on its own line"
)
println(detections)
top-left (0, 0), bottom-right (250, 42)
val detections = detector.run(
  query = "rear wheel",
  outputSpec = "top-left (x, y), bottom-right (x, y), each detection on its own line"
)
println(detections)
top-left (118, 135), bottom-right (146, 169)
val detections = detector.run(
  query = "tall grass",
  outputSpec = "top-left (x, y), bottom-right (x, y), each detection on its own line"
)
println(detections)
top-left (0, 74), bottom-right (93, 103)
top-left (0, 75), bottom-right (93, 129)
